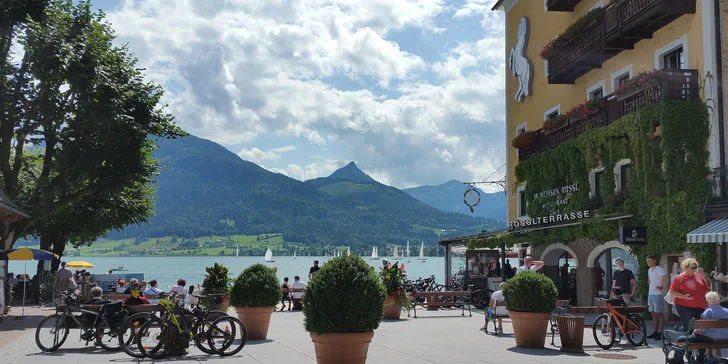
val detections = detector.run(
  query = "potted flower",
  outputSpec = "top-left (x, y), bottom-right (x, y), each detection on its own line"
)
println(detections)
top-left (229, 264), bottom-right (281, 340)
top-left (379, 261), bottom-right (411, 319)
top-left (502, 270), bottom-right (558, 348)
top-left (201, 263), bottom-right (232, 312)
top-left (304, 255), bottom-right (385, 364)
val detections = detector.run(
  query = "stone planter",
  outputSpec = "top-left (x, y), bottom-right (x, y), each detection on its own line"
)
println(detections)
top-left (383, 296), bottom-right (402, 320)
top-left (211, 297), bottom-right (230, 313)
top-left (235, 306), bottom-right (274, 340)
top-left (310, 331), bottom-right (374, 364)
top-left (509, 311), bottom-right (551, 348)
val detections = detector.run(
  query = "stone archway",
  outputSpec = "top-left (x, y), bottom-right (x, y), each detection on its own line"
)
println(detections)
top-left (540, 244), bottom-right (579, 304)
top-left (540, 243), bottom-right (579, 267)
top-left (586, 241), bottom-right (631, 268)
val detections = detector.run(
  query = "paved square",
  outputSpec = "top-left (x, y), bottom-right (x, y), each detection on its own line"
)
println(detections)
top-left (0, 306), bottom-right (669, 363)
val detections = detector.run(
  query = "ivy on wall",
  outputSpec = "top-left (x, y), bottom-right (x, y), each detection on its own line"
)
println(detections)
top-left (470, 100), bottom-right (713, 297)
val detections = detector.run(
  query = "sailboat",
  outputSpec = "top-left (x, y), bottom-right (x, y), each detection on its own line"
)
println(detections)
top-left (265, 248), bottom-right (275, 262)
top-left (406, 241), bottom-right (411, 263)
top-left (347, 246), bottom-right (351, 256)
top-left (294, 251), bottom-right (297, 259)
top-left (236, 246), bottom-right (239, 258)
top-left (370, 246), bottom-right (379, 260)
top-left (393, 246), bottom-right (399, 259)
top-left (419, 242), bottom-right (427, 262)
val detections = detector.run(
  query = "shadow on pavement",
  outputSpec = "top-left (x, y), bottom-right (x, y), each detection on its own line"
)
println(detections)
top-left (507, 347), bottom-right (591, 357)
top-left (245, 339), bottom-right (273, 345)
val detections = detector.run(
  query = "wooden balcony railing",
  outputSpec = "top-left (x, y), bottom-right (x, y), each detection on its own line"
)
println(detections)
top-left (518, 69), bottom-right (699, 161)
top-left (546, 0), bottom-right (696, 84)
top-left (546, 0), bottom-right (583, 12)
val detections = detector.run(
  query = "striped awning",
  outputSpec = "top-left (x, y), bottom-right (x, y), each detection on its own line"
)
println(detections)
top-left (687, 219), bottom-right (728, 244)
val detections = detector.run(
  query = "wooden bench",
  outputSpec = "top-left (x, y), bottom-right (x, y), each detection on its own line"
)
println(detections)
top-left (103, 293), bottom-right (160, 302)
top-left (484, 301), bottom-right (507, 335)
top-left (281, 288), bottom-right (304, 310)
top-left (410, 291), bottom-right (471, 318)
top-left (663, 319), bottom-right (728, 363)
top-left (550, 300), bottom-right (572, 345)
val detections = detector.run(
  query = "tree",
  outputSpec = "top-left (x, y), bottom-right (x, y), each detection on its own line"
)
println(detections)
top-left (0, 1), bottom-right (185, 258)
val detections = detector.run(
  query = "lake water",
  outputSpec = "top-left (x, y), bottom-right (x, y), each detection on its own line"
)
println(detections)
top-left (8, 256), bottom-right (446, 291)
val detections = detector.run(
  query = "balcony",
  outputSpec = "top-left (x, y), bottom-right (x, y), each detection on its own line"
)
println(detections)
top-left (518, 69), bottom-right (698, 160)
top-left (546, 0), bottom-right (583, 12)
top-left (517, 131), bottom-right (548, 161)
top-left (545, 0), bottom-right (696, 84)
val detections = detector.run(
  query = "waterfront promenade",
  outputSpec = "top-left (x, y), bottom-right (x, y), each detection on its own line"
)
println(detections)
top-left (0, 306), bottom-right (668, 364)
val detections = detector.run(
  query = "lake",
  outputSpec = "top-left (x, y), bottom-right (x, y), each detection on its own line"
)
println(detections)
top-left (8, 256), bottom-right (446, 290)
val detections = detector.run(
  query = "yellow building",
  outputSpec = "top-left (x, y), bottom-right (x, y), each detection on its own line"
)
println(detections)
top-left (485, 0), bottom-right (726, 306)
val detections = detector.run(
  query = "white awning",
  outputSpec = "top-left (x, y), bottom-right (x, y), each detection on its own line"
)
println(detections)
top-left (687, 219), bottom-right (728, 244)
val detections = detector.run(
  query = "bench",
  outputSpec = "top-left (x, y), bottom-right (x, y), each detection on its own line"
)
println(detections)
top-left (410, 291), bottom-right (471, 318)
top-left (103, 293), bottom-right (160, 302)
top-left (550, 300), bottom-right (572, 345)
top-left (663, 319), bottom-right (728, 363)
top-left (281, 288), bottom-right (304, 310)
top-left (484, 301), bottom-right (507, 335)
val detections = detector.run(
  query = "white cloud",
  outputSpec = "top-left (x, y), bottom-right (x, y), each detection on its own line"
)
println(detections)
top-left (104, 0), bottom-right (507, 188)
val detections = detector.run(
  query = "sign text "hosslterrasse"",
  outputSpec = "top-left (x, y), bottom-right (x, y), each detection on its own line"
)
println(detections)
top-left (508, 210), bottom-right (590, 229)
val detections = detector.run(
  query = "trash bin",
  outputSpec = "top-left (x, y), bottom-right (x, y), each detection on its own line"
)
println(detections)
top-left (557, 315), bottom-right (585, 352)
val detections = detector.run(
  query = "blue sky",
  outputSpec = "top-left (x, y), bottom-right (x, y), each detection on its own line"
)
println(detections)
top-left (95, 0), bottom-right (507, 190)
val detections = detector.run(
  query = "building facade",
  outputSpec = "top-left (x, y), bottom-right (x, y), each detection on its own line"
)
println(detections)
top-left (490, 0), bottom-right (726, 306)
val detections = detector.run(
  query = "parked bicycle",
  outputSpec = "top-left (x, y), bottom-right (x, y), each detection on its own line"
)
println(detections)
top-left (35, 291), bottom-right (126, 352)
top-left (592, 295), bottom-right (647, 349)
top-left (132, 292), bottom-right (246, 359)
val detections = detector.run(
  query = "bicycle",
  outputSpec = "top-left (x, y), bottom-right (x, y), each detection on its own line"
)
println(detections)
top-left (592, 296), bottom-right (647, 349)
top-left (134, 292), bottom-right (246, 358)
top-left (35, 291), bottom-right (126, 352)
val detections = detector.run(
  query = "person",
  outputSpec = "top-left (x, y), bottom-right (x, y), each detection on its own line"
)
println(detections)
top-left (168, 278), bottom-right (187, 305)
top-left (674, 292), bottom-right (728, 364)
top-left (611, 258), bottom-right (637, 305)
top-left (281, 277), bottom-right (292, 311)
top-left (503, 260), bottom-right (513, 279)
top-left (116, 280), bottom-right (126, 293)
top-left (54, 261), bottom-right (74, 294)
top-left (646, 255), bottom-right (669, 340)
top-left (7, 273), bottom-right (17, 287)
top-left (308, 260), bottom-right (320, 281)
top-left (123, 279), bottom-right (140, 294)
top-left (123, 282), bottom-right (150, 306)
top-left (291, 276), bottom-right (306, 310)
top-left (144, 280), bottom-right (164, 304)
top-left (140, 280), bottom-right (148, 292)
top-left (490, 261), bottom-right (501, 278)
top-left (516, 256), bottom-right (544, 274)
top-left (484, 282), bottom-right (507, 334)
top-left (86, 286), bottom-right (108, 304)
top-left (107, 269), bottom-right (113, 275)
top-left (670, 258), bottom-right (709, 332)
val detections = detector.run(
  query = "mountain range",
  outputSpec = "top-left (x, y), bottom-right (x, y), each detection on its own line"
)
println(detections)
top-left (404, 181), bottom-right (506, 221)
top-left (109, 135), bottom-right (504, 247)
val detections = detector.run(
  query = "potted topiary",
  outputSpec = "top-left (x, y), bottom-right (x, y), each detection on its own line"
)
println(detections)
top-left (502, 270), bottom-right (558, 348)
top-left (201, 263), bottom-right (232, 312)
top-left (229, 264), bottom-right (281, 340)
top-left (304, 254), bottom-right (385, 364)
top-left (379, 261), bottom-right (411, 319)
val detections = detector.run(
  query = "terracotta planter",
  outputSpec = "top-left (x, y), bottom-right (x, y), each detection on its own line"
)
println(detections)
top-left (310, 331), bottom-right (374, 364)
top-left (211, 298), bottom-right (230, 313)
top-left (235, 306), bottom-right (274, 340)
top-left (509, 311), bottom-right (551, 348)
top-left (383, 296), bottom-right (402, 320)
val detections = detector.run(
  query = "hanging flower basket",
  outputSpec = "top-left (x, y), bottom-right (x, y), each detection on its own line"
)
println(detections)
top-left (614, 69), bottom-right (662, 101)
top-left (538, 7), bottom-right (605, 60)
top-left (543, 98), bottom-right (604, 134)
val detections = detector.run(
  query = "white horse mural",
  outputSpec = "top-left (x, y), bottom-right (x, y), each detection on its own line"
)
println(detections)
top-left (509, 17), bottom-right (533, 102)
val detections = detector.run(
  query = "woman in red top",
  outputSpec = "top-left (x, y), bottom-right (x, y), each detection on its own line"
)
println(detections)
top-left (669, 258), bottom-right (709, 331)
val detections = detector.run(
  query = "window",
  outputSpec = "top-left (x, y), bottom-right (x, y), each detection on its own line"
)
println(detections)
top-left (663, 47), bottom-right (684, 69)
top-left (594, 248), bottom-right (639, 297)
top-left (594, 171), bottom-right (604, 198)
top-left (589, 88), bottom-right (603, 101)
top-left (546, 110), bottom-right (558, 120)
top-left (617, 74), bottom-right (630, 87)
top-left (620, 164), bottom-right (631, 190)
top-left (610, 65), bottom-right (633, 92)
top-left (517, 188), bottom-right (527, 217)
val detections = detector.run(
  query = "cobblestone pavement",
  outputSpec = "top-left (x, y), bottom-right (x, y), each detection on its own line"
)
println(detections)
top-left (0, 306), bottom-right (671, 364)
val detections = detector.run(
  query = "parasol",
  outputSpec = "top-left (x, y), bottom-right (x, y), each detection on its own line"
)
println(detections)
top-left (0, 248), bottom-right (59, 319)
top-left (65, 261), bottom-right (94, 269)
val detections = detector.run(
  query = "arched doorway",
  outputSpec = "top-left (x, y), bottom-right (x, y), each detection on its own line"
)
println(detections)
top-left (541, 245), bottom-right (578, 305)
top-left (593, 248), bottom-right (638, 298)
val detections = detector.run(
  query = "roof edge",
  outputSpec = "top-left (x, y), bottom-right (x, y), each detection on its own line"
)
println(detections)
top-left (491, 0), bottom-right (505, 11)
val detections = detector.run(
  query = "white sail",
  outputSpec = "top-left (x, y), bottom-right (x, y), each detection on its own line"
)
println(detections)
top-left (347, 246), bottom-right (351, 256)
top-left (236, 246), bottom-right (239, 258)
top-left (406, 241), bottom-right (411, 262)
top-left (419, 242), bottom-right (427, 262)
top-left (265, 248), bottom-right (274, 262)
top-left (393, 246), bottom-right (399, 259)
top-left (294, 251), bottom-right (297, 259)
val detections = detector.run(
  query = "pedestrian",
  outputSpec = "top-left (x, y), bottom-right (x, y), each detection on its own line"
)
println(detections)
top-left (611, 258), bottom-right (637, 305)
top-left (670, 258), bottom-right (709, 332)
top-left (308, 260), bottom-right (320, 281)
top-left (54, 262), bottom-right (74, 302)
top-left (516, 256), bottom-right (544, 274)
top-left (646, 255), bottom-right (669, 340)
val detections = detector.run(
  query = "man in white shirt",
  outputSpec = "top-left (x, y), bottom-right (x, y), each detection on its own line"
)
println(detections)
top-left (516, 256), bottom-right (544, 275)
top-left (484, 282), bottom-right (507, 334)
top-left (291, 276), bottom-right (306, 310)
top-left (646, 255), bottom-right (669, 340)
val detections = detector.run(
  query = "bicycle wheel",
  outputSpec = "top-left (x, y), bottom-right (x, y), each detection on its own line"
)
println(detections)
top-left (592, 314), bottom-right (615, 350)
top-left (193, 310), bottom-right (228, 354)
top-left (625, 315), bottom-right (647, 347)
top-left (470, 290), bottom-right (488, 309)
top-left (35, 315), bottom-right (69, 352)
top-left (136, 317), bottom-right (171, 359)
top-left (118, 312), bottom-right (156, 358)
top-left (96, 319), bottom-right (121, 351)
top-left (207, 316), bottom-right (247, 356)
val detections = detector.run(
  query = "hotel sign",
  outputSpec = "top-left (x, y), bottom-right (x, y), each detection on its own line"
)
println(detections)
top-left (508, 210), bottom-right (591, 229)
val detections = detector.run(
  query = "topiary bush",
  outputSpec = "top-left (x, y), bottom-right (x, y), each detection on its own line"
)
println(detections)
top-left (303, 255), bottom-right (385, 334)
top-left (502, 270), bottom-right (558, 313)
top-left (229, 264), bottom-right (281, 307)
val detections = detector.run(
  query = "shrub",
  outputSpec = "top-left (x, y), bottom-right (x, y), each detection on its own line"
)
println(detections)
top-left (379, 261), bottom-right (411, 310)
top-left (229, 264), bottom-right (281, 307)
top-left (304, 255), bottom-right (385, 334)
top-left (502, 270), bottom-right (558, 313)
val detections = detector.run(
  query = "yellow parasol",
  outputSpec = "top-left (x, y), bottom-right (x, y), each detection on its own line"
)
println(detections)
top-left (65, 261), bottom-right (94, 269)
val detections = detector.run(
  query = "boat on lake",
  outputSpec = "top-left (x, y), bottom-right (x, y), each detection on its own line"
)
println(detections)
top-left (265, 248), bottom-right (275, 262)
top-left (370, 246), bottom-right (379, 260)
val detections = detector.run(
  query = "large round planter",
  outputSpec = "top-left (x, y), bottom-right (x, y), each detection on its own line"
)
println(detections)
top-left (383, 296), bottom-right (402, 320)
top-left (211, 298), bottom-right (230, 313)
top-left (310, 331), bottom-right (374, 364)
top-left (235, 306), bottom-right (274, 340)
top-left (509, 311), bottom-right (551, 348)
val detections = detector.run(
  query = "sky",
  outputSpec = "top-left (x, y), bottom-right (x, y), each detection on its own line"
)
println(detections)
top-left (96, 0), bottom-right (507, 191)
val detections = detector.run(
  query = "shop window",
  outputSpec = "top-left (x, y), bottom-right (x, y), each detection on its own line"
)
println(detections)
top-left (663, 47), bottom-right (684, 69)
top-left (594, 248), bottom-right (639, 298)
